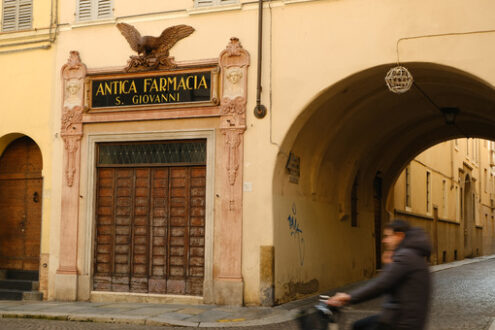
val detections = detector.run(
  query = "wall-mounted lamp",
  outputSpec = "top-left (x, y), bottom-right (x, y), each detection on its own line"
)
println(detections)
top-left (440, 107), bottom-right (459, 125)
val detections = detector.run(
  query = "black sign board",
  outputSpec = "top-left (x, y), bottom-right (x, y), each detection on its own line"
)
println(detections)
top-left (89, 70), bottom-right (214, 110)
top-left (286, 152), bottom-right (301, 184)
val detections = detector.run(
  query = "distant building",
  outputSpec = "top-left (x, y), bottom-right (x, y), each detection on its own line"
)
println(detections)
top-left (392, 139), bottom-right (495, 264)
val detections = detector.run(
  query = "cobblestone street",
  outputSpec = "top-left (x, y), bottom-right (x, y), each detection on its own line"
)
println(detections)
top-left (427, 258), bottom-right (495, 329)
top-left (0, 318), bottom-right (301, 330)
top-left (0, 258), bottom-right (494, 329)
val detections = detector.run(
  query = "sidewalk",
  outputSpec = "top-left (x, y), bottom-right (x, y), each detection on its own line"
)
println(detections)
top-left (0, 255), bottom-right (493, 328)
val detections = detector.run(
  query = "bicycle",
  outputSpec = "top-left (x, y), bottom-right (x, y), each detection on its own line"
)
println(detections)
top-left (297, 295), bottom-right (340, 330)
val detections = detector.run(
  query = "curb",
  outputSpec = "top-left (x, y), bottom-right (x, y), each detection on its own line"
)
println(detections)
top-left (430, 255), bottom-right (495, 273)
top-left (0, 255), bottom-right (493, 328)
top-left (488, 318), bottom-right (495, 330)
top-left (0, 309), bottom-right (296, 328)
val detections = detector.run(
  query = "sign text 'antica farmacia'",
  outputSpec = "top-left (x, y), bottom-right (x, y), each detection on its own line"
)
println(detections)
top-left (90, 71), bottom-right (212, 110)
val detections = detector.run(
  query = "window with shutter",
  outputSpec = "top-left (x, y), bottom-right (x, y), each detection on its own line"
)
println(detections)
top-left (77, 0), bottom-right (113, 21)
top-left (2, 0), bottom-right (32, 32)
top-left (194, 0), bottom-right (238, 7)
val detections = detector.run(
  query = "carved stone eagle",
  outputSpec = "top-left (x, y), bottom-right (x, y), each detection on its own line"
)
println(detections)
top-left (116, 23), bottom-right (195, 58)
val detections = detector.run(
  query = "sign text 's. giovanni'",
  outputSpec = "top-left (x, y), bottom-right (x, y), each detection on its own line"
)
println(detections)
top-left (90, 71), bottom-right (211, 109)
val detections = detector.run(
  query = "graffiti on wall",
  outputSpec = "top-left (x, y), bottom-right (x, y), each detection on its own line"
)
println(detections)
top-left (288, 203), bottom-right (305, 266)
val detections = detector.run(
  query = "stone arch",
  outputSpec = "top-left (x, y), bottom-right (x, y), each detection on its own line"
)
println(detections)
top-left (272, 62), bottom-right (495, 303)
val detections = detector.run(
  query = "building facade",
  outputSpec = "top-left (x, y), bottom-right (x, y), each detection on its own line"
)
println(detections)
top-left (1, 0), bottom-right (495, 306)
top-left (392, 139), bottom-right (495, 265)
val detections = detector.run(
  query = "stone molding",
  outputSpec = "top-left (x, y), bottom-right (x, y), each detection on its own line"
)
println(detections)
top-left (61, 51), bottom-right (86, 187)
top-left (56, 51), bottom-right (87, 286)
top-left (54, 41), bottom-right (250, 305)
top-left (213, 37), bottom-right (250, 305)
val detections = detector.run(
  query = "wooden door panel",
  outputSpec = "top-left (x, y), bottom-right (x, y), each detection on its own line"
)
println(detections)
top-left (93, 168), bottom-right (115, 291)
top-left (0, 180), bottom-right (25, 259)
top-left (94, 165), bottom-right (205, 296)
top-left (25, 179), bottom-right (42, 258)
top-left (149, 168), bottom-right (168, 294)
top-left (166, 167), bottom-right (189, 295)
top-left (187, 167), bottom-right (206, 295)
top-left (113, 168), bottom-right (133, 293)
top-left (0, 137), bottom-right (43, 271)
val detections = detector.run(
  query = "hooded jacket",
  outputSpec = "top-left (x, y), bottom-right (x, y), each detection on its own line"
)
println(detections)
top-left (349, 227), bottom-right (432, 330)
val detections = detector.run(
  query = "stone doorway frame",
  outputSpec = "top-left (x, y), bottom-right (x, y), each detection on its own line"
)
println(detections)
top-left (55, 38), bottom-right (249, 305)
top-left (84, 129), bottom-right (216, 302)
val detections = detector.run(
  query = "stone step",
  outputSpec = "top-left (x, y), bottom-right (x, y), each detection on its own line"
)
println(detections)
top-left (5, 270), bottom-right (38, 281)
top-left (0, 279), bottom-right (38, 291)
top-left (22, 290), bottom-right (43, 301)
top-left (0, 289), bottom-right (23, 301)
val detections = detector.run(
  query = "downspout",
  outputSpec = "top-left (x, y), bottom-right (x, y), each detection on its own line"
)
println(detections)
top-left (451, 140), bottom-right (455, 189)
top-left (254, 0), bottom-right (267, 118)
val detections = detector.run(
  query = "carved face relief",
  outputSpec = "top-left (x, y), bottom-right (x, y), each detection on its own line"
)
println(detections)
top-left (223, 67), bottom-right (244, 99)
top-left (227, 67), bottom-right (242, 84)
top-left (64, 79), bottom-right (82, 108)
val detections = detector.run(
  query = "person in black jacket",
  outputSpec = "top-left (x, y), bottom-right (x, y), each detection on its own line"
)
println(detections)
top-left (326, 219), bottom-right (432, 330)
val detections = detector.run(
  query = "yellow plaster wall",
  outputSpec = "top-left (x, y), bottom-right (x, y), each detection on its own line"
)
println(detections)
top-left (269, 0), bottom-right (495, 304)
top-left (47, 0), bottom-right (495, 304)
top-left (392, 138), bottom-right (495, 263)
top-left (0, 48), bottom-right (55, 256)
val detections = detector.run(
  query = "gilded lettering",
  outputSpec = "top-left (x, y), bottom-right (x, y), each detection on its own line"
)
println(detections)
top-left (144, 78), bottom-right (152, 93)
top-left (104, 82), bottom-right (112, 95)
top-left (161, 94), bottom-right (168, 102)
top-left (198, 75), bottom-right (208, 89)
top-left (95, 83), bottom-right (105, 96)
top-left (178, 77), bottom-right (186, 90)
top-left (186, 76), bottom-right (194, 90)
top-left (168, 77), bottom-right (177, 90)
top-left (160, 78), bottom-right (167, 92)
top-left (150, 79), bottom-right (159, 93)
top-left (129, 80), bottom-right (137, 93)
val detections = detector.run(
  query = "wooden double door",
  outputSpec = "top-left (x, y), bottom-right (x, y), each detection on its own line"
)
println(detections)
top-left (93, 166), bottom-right (206, 296)
top-left (0, 137), bottom-right (43, 271)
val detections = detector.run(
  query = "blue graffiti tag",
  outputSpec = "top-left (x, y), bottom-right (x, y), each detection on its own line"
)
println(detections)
top-left (288, 203), bottom-right (305, 266)
top-left (287, 214), bottom-right (303, 235)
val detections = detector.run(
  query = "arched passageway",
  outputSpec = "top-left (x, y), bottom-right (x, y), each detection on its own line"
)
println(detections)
top-left (272, 62), bottom-right (495, 304)
top-left (0, 136), bottom-right (43, 273)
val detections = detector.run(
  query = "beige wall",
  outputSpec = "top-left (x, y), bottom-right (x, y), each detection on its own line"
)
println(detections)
top-left (4, 0), bottom-right (495, 305)
top-left (392, 138), bottom-right (495, 263)
top-left (54, 0), bottom-right (495, 305)
top-left (0, 0), bottom-right (57, 299)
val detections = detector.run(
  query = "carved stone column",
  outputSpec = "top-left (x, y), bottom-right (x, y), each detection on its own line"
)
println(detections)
top-left (214, 38), bottom-right (249, 305)
top-left (56, 51), bottom-right (86, 300)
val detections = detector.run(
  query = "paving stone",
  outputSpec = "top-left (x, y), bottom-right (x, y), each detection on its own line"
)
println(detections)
top-left (146, 313), bottom-right (199, 327)
top-left (177, 307), bottom-right (206, 315)
top-left (123, 307), bottom-right (179, 316)
top-left (0, 257), bottom-right (494, 329)
top-left (150, 312), bottom-right (193, 321)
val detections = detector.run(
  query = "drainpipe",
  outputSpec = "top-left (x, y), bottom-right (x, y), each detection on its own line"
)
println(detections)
top-left (254, 0), bottom-right (267, 118)
top-left (451, 140), bottom-right (455, 189)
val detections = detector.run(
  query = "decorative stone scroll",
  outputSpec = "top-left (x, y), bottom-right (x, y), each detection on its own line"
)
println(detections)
top-left (56, 51), bottom-right (87, 294)
top-left (61, 51), bottom-right (86, 187)
top-left (219, 38), bottom-right (249, 209)
top-left (214, 38), bottom-right (249, 305)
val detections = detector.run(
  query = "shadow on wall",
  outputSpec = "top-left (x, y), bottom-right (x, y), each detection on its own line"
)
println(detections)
top-left (0, 133), bottom-right (25, 156)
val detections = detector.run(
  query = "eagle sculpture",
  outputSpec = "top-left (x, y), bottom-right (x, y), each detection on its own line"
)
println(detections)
top-left (116, 23), bottom-right (195, 58)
